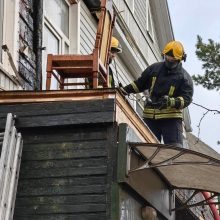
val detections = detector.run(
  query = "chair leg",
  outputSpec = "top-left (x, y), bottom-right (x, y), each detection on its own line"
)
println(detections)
top-left (104, 74), bottom-right (109, 88)
top-left (46, 71), bottom-right (52, 90)
top-left (46, 54), bottom-right (53, 90)
top-left (60, 77), bottom-right (64, 90)
top-left (93, 72), bottom-right (98, 88)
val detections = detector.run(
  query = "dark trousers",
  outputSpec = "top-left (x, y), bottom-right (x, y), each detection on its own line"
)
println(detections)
top-left (144, 118), bottom-right (183, 148)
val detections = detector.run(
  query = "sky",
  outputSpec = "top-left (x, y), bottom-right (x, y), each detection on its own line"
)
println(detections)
top-left (167, 0), bottom-right (220, 153)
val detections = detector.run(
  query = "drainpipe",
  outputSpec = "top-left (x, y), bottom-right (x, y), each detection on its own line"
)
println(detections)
top-left (202, 192), bottom-right (220, 220)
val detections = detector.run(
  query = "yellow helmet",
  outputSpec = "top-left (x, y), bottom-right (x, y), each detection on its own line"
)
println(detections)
top-left (111, 37), bottom-right (122, 53)
top-left (162, 41), bottom-right (186, 61)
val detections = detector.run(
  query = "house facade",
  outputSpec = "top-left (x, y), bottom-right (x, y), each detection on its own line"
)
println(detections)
top-left (0, 0), bottom-right (218, 219)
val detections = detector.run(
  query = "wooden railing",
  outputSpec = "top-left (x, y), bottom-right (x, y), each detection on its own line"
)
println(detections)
top-left (0, 113), bottom-right (23, 220)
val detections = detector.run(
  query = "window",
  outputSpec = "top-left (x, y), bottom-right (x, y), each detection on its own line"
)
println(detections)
top-left (44, 0), bottom-right (69, 37)
top-left (0, 0), bottom-right (4, 62)
top-left (42, 0), bottom-right (72, 89)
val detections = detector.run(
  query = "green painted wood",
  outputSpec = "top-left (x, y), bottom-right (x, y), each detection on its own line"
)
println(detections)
top-left (0, 99), bottom-right (115, 129)
top-left (21, 157), bottom-right (107, 169)
top-left (18, 176), bottom-right (106, 188)
top-left (13, 111), bottom-right (113, 128)
top-left (22, 140), bottom-right (108, 152)
top-left (3, 100), bottom-right (118, 219)
top-left (111, 182), bottom-right (119, 220)
top-left (14, 213), bottom-right (106, 220)
top-left (22, 127), bottom-right (108, 144)
top-left (17, 184), bottom-right (107, 197)
top-left (16, 194), bottom-right (106, 206)
top-left (0, 99), bottom-right (115, 117)
top-left (19, 166), bottom-right (107, 179)
top-left (117, 123), bottom-right (128, 183)
top-left (15, 203), bottom-right (106, 215)
top-left (21, 148), bottom-right (107, 161)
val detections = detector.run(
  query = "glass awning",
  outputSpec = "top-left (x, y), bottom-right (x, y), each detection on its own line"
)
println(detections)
top-left (128, 142), bottom-right (220, 194)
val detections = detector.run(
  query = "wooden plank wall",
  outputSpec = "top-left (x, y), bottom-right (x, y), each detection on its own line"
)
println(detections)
top-left (19, 0), bottom-right (39, 90)
top-left (0, 99), bottom-right (115, 129)
top-left (0, 99), bottom-right (117, 220)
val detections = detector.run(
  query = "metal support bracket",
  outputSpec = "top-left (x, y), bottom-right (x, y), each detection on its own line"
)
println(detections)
top-left (172, 191), bottom-right (220, 211)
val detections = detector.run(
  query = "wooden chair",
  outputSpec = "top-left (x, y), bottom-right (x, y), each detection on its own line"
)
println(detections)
top-left (46, 0), bottom-right (115, 90)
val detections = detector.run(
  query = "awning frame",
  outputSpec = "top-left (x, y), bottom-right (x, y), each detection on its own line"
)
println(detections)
top-left (128, 142), bottom-right (220, 172)
top-left (126, 142), bottom-right (220, 212)
top-left (173, 190), bottom-right (220, 211)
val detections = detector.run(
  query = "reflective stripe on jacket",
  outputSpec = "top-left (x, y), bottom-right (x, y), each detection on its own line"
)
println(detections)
top-left (124, 62), bottom-right (194, 120)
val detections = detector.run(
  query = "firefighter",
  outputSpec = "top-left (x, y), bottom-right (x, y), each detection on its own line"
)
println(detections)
top-left (108, 37), bottom-right (122, 88)
top-left (121, 41), bottom-right (194, 147)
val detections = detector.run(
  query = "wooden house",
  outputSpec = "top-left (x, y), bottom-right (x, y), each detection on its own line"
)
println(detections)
top-left (0, 0), bottom-right (220, 219)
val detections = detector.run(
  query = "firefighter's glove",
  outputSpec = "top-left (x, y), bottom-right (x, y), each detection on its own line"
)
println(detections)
top-left (158, 96), bottom-right (176, 110)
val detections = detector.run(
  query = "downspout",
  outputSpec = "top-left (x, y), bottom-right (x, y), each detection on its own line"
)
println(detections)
top-left (33, 0), bottom-right (43, 90)
top-left (202, 192), bottom-right (220, 220)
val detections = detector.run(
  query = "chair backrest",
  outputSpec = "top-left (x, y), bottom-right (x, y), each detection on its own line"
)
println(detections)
top-left (94, 0), bottom-right (115, 67)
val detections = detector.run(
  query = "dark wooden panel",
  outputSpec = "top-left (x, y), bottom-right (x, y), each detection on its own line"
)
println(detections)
top-left (21, 157), bottom-right (107, 169)
top-left (21, 148), bottom-right (107, 161)
top-left (17, 184), bottom-right (107, 197)
top-left (19, 166), bottom-right (107, 179)
top-left (0, 99), bottom-right (114, 117)
top-left (14, 111), bottom-right (113, 128)
top-left (0, 100), bottom-right (115, 129)
top-left (14, 213), bottom-right (106, 220)
top-left (22, 126), bottom-right (108, 144)
top-left (15, 203), bottom-right (106, 215)
top-left (18, 176), bottom-right (107, 188)
top-left (16, 194), bottom-right (106, 206)
top-left (22, 140), bottom-right (108, 151)
top-left (12, 104), bottom-right (117, 219)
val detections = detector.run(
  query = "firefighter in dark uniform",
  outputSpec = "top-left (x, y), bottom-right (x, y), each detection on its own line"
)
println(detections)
top-left (108, 37), bottom-right (122, 88)
top-left (122, 41), bottom-right (194, 147)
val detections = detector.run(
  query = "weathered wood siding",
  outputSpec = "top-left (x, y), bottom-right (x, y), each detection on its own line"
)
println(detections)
top-left (0, 69), bottom-right (18, 91)
top-left (18, 0), bottom-right (43, 90)
top-left (0, 99), bottom-right (117, 219)
top-left (19, 0), bottom-right (36, 89)
top-left (80, 1), bottom-right (96, 55)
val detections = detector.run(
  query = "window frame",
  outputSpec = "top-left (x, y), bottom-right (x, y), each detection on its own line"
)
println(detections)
top-left (124, 0), bottom-right (134, 14)
top-left (42, 0), bottom-right (79, 90)
top-left (0, 0), bottom-right (20, 90)
top-left (43, 0), bottom-right (71, 53)
top-left (0, 0), bottom-right (4, 63)
top-left (146, 0), bottom-right (154, 41)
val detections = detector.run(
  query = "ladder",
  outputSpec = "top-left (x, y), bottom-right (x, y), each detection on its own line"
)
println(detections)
top-left (0, 113), bottom-right (23, 220)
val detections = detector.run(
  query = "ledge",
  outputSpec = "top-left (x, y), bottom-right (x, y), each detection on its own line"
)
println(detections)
top-left (0, 89), bottom-right (157, 143)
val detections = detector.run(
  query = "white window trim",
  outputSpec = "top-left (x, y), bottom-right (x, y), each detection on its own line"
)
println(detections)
top-left (43, 17), bottom-right (70, 54)
top-left (124, 0), bottom-right (134, 14)
top-left (146, 0), bottom-right (154, 41)
top-left (44, 0), bottom-right (71, 53)
top-left (0, 0), bottom-right (19, 87)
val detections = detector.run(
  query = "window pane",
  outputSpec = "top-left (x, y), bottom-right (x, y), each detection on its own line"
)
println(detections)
top-left (44, 0), bottom-right (69, 37)
top-left (0, 0), bottom-right (4, 62)
top-left (42, 26), bottom-right (59, 90)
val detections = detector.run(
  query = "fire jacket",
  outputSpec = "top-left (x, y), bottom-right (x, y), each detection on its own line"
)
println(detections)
top-left (123, 62), bottom-right (194, 119)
